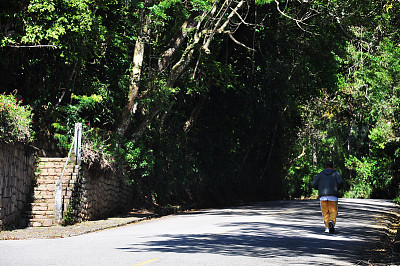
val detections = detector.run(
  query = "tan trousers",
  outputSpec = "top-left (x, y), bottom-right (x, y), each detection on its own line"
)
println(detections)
top-left (320, 200), bottom-right (338, 228)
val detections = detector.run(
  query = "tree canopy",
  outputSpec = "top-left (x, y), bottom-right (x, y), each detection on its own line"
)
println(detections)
top-left (1, 0), bottom-right (400, 207)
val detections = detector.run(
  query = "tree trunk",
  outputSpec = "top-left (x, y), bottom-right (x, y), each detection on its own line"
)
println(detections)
top-left (312, 134), bottom-right (317, 167)
top-left (259, 124), bottom-right (278, 180)
top-left (117, 2), bottom-right (151, 138)
top-left (183, 95), bottom-right (208, 133)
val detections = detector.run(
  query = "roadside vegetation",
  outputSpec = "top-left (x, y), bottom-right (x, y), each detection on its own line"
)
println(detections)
top-left (1, 0), bottom-right (400, 207)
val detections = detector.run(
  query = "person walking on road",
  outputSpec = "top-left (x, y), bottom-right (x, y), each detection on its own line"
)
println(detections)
top-left (312, 161), bottom-right (343, 233)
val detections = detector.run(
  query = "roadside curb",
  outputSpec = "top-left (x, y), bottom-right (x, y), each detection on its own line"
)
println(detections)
top-left (394, 229), bottom-right (400, 253)
top-left (392, 231), bottom-right (400, 265)
top-left (66, 214), bottom-right (160, 238)
top-left (0, 205), bottom-right (191, 240)
top-left (391, 208), bottom-right (400, 265)
top-left (0, 214), bottom-right (160, 240)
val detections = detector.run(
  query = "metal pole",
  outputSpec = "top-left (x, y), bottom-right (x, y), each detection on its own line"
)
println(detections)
top-left (75, 123), bottom-right (82, 163)
top-left (55, 181), bottom-right (63, 223)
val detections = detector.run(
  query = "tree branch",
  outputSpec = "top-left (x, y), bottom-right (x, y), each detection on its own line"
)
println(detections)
top-left (226, 31), bottom-right (256, 52)
top-left (231, 4), bottom-right (255, 27)
top-left (274, 0), bottom-right (315, 34)
top-left (202, 0), bottom-right (246, 54)
top-left (183, 95), bottom-right (208, 133)
top-left (158, 17), bottom-right (198, 72)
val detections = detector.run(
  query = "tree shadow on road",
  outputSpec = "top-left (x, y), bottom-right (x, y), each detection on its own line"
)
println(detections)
top-left (116, 199), bottom-right (397, 265)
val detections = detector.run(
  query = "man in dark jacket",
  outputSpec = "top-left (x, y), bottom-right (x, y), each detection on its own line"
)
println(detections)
top-left (312, 161), bottom-right (343, 233)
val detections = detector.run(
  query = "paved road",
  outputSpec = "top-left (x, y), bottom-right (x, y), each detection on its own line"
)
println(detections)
top-left (0, 198), bottom-right (398, 265)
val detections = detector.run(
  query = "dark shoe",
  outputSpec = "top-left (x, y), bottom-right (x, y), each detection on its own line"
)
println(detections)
top-left (328, 221), bottom-right (335, 233)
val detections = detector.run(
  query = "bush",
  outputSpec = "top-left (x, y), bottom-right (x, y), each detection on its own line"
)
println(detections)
top-left (0, 94), bottom-right (33, 142)
top-left (81, 127), bottom-right (115, 171)
top-left (344, 155), bottom-right (374, 198)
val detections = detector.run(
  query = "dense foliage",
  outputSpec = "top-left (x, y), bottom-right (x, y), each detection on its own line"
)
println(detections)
top-left (0, 94), bottom-right (33, 142)
top-left (1, 0), bottom-right (400, 207)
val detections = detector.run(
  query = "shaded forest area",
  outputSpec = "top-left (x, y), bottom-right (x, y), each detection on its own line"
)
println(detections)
top-left (1, 0), bottom-right (400, 208)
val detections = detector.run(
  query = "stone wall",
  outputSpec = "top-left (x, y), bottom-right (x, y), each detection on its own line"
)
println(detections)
top-left (0, 140), bottom-right (135, 228)
top-left (0, 141), bottom-right (37, 229)
top-left (72, 164), bottom-right (134, 222)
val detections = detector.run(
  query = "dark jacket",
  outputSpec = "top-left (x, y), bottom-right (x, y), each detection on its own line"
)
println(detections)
top-left (312, 168), bottom-right (343, 197)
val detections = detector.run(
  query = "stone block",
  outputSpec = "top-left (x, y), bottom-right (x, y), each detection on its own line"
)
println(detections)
top-left (47, 198), bottom-right (55, 204)
top-left (54, 167), bottom-right (62, 173)
top-left (17, 200), bottom-right (23, 211)
top-left (4, 187), bottom-right (11, 198)
top-left (7, 203), bottom-right (15, 216)
top-left (48, 202), bottom-right (55, 209)
top-left (47, 168), bottom-right (55, 174)
top-left (31, 212), bottom-right (47, 219)
top-left (32, 204), bottom-right (48, 211)
top-left (11, 194), bottom-right (16, 204)
top-left (40, 168), bottom-right (48, 174)
top-left (31, 221), bottom-right (42, 227)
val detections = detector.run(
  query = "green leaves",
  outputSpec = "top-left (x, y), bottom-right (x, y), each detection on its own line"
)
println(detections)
top-left (71, 94), bottom-right (103, 110)
top-left (124, 140), bottom-right (155, 179)
top-left (369, 122), bottom-right (393, 150)
top-left (189, 0), bottom-right (216, 11)
top-left (27, 0), bottom-right (56, 13)
top-left (150, 0), bottom-right (182, 20)
top-left (255, 0), bottom-right (274, 5)
top-left (344, 155), bottom-right (375, 198)
top-left (17, 0), bottom-right (97, 48)
top-left (0, 94), bottom-right (33, 143)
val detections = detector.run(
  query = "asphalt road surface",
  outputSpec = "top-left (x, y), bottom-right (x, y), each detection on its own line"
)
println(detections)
top-left (0, 198), bottom-right (398, 265)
